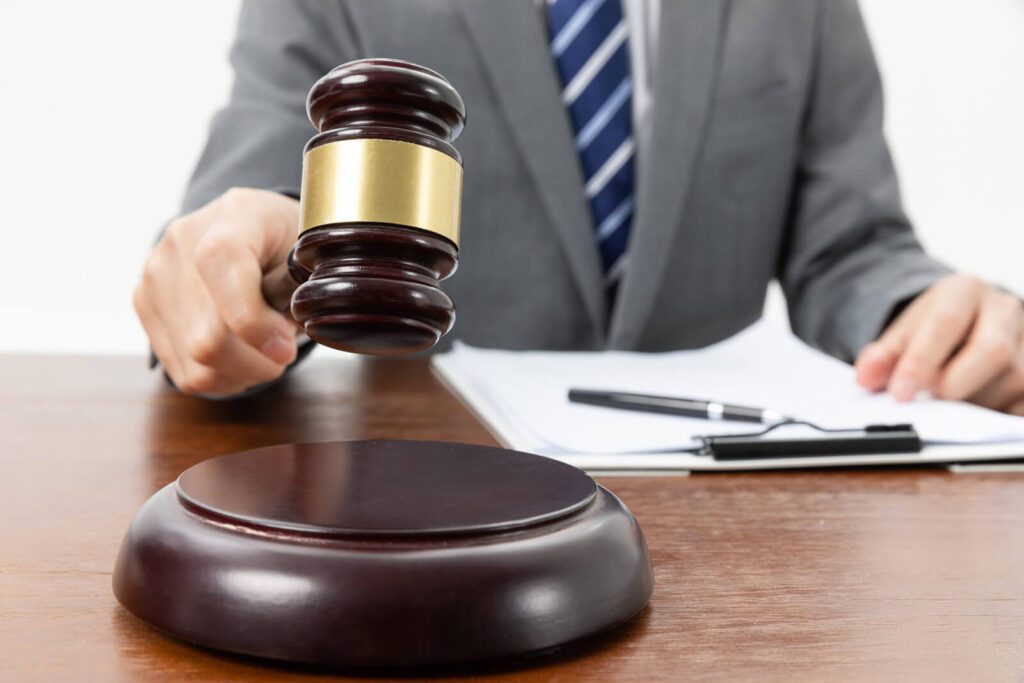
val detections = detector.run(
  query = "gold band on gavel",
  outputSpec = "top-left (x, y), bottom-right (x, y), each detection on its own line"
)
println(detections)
top-left (299, 138), bottom-right (463, 245)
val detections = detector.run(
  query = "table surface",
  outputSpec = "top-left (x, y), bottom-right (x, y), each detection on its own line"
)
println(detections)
top-left (3, 353), bottom-right (1024, 682)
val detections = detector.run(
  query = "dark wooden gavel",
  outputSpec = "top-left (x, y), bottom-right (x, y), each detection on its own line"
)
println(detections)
top-left (262, 58), bottom-right (466, 355)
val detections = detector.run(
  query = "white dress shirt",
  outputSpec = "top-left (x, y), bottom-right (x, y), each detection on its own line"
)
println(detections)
top-left (623, 0), bottom-right (659, 171)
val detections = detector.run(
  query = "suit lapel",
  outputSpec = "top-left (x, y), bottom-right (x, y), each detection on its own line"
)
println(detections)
top-left (609, 0), bottom-right (730, 348)
top-left (458, 0), bottom-right (608, 337)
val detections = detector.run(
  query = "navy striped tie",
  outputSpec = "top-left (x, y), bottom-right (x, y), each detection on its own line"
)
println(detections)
top-left (547, 0), bottom-right (634, 290)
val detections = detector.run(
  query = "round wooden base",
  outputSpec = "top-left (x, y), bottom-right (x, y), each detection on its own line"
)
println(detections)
top-left (112, 441), bottom-right (653, 667)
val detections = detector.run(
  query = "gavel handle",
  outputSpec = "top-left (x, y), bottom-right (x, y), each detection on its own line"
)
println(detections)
top-left (260, 250), bottom-right (311, 316)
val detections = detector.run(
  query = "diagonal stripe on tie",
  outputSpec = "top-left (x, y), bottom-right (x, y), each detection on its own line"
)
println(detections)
top-left (600, 204), bottom-right (632, 269)
top-left (548, 0), bottom-right (633, 292)
top-left (592, 169), bottom-right (633, 227)
top-left (576, 77), bottom-right (632, 150)
top-left (585, 137), bottom-right (634, 198)
top-left (553, 0), bottom-right (622, 77)
top-left (550, 0), bottom-right (609, 57)
top-left (596, 196), bottom-right (634, 241)
top-left (568, 41), bottom-right (630, 141)
top-left (562, 20), bottom-right (628, 105)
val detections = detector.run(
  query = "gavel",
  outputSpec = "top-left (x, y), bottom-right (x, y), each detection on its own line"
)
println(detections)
top-left (262, 58), bottom-right (466, 355)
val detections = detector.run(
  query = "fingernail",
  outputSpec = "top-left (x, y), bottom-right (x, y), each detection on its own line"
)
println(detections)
top-left (260, 333), bottom-right (296, 365)
top-left (890, 375), bottom-right (918, 402)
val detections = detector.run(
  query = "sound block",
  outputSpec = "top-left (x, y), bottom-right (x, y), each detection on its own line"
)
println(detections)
top-left (112, 440), bottom-right (653, 667)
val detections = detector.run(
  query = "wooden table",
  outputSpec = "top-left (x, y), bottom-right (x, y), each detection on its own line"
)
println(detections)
top-left (3, 353), bottom-right (1024, 682)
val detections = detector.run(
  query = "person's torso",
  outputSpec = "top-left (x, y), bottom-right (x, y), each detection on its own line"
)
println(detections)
top-left (336, 0), bottom-right (816, 352)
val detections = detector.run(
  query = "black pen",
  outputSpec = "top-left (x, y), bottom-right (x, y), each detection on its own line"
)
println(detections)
top-left (567, 389), bottom-right (792, 424)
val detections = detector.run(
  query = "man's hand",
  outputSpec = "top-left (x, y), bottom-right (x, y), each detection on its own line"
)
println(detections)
top-left (133, 188), bottom-right (300, 397)
top-left (855, 274), bottom-right (1024, 415)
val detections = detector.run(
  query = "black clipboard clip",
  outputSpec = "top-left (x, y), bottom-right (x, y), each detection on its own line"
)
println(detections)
top-left (701, 423), bottom-right (922, 461)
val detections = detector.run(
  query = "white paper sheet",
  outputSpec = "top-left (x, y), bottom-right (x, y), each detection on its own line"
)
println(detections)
top-left (433, 320), bottom-right (1024, 458)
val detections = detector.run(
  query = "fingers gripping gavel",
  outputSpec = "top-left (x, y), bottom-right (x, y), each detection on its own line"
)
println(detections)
top-left (262, 58), bottom-right (467, 355)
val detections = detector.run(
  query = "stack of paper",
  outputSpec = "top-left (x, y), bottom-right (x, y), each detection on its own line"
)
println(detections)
top-left (432, 321), bottom-right (1024, 472)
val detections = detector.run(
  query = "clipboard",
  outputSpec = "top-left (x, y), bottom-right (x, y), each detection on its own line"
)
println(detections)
top-left (433, 358), bottom-right (1024, 473)
top-left (702, 424), bottom-right (922, 460)
top-left (430, 321), bottom-right (1024, 475)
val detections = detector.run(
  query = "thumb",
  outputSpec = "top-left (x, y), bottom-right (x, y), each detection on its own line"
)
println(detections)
top-left (855, 340), bottom-right (900, 392)
top-left (854, 308), bottom-right (917, 392)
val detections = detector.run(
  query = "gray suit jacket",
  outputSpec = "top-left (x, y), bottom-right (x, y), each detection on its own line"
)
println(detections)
top-left (183, 0), bottom-right (950, 361)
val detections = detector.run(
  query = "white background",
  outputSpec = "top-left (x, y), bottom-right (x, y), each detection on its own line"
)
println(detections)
top-left (0, 1), bottom-right (1021, 354)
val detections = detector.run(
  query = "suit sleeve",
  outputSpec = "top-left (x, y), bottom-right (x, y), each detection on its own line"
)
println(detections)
top-left (181, 0), bottom-right (361, 212)
top-left (778, 0), bottom-right (951, 362)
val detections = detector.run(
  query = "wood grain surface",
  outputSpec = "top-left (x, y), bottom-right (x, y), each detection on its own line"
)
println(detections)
top-left (3, 353), bottom-right (1024, 682)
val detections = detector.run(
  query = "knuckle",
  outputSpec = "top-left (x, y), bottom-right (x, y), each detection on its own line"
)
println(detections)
top-left (178, 365), bottom-right (220, 396)
top-left (184, 325), bottom-right (226, 366)
top-left (140, 252), bottom-right (163, 286)
top-left (225, 304), bottom-right (265, 340)
top-left (951, 273), bottom-right (985, 292)
top-left (933, 306), bottom-right (967, 330)
top-left (219, 187), bottom-right (255, 212)
top-left (162, 218), bottom-right (190, 247)
top-left (898, 353), bottom-right (930, 381)
top-left (166, 369), bottom-right (190, 394)
top-left (868, 340), bottom-right (896, 359)
top-left (169, 366), bottom-right (196, 395)
top-left (966, 274), bottom-right (987, 292)
top-left (194, 230), bottom-right (233, 267)
top-left (979, 334), bottom-right (1013, 366)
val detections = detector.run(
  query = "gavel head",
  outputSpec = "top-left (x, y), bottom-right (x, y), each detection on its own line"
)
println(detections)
top-left (288, 58), bottom-right (466, 355)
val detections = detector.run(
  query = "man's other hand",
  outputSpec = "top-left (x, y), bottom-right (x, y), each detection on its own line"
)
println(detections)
top-left (855, 274), bottom-right (1024, 415)
top-left (133, 188), bottom-right (300, 397)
